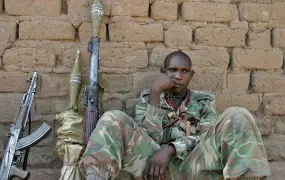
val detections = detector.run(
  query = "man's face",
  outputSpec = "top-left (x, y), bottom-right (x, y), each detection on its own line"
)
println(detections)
top-left (164, 56), bottom-right (194, 95)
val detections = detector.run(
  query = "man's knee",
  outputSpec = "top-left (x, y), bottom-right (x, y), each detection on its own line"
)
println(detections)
top-left (222, 107), bottom-right (256, 129)
top-left (98, 110), bottom-right (131, 126)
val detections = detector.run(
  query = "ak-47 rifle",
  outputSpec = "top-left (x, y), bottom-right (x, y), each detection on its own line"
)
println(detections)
top-left (83, 0), bottom-right (104, 149)
top-left (0, 72), bottom-right (52, 180)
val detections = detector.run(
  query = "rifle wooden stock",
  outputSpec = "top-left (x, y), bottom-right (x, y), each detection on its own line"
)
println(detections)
top-left (84, 108), bottom-right (99, 146)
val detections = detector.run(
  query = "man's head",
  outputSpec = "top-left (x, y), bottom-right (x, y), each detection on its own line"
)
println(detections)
top-left (161, 51), bottom-right (194, 95)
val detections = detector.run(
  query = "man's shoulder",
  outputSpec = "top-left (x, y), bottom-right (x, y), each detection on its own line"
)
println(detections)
top-left (191, 90), bottom-right (215, 102)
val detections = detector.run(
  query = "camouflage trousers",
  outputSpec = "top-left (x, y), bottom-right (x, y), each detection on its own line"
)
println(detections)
top-left (79, 107), bottom-right (270, 180)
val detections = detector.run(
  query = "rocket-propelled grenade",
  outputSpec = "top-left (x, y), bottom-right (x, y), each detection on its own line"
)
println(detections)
top-left (68, 50), bottom-right (83, 111)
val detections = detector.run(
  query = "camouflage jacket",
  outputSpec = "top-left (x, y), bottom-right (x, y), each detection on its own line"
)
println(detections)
top-left (134, 89), bottom-right (217, 160)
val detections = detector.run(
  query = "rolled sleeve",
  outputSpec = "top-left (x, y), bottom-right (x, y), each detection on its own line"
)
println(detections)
top-left (169, 135), bottom-right (200, 160)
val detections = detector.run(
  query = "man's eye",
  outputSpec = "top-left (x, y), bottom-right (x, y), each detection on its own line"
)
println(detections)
top-left (168, 68), bottom-right (176, 72)
top-left (183, 70), bottom-right (190, 73)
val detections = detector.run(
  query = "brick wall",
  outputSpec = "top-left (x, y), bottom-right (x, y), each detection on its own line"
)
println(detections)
top-left (0, 0), bottom-right (285, 179)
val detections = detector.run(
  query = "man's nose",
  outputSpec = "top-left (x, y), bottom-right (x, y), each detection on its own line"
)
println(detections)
top-left (174, 72), bottom-right (183, 79)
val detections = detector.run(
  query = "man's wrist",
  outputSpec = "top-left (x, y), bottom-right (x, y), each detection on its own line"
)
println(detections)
top-left (150, 86), bottom-right (162, 94)
top-left (166, 144), bottom-right (176, 156)
top-left (149, 86), bottom-right (162, 107)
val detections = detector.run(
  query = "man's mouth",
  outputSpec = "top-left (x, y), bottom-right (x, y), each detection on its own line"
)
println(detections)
top-left (173, 82), bottom-right (182, 87)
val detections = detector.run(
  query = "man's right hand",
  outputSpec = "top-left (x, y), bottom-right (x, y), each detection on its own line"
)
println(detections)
top-left (150, 74), bottom-right (173, 93)
top-left (149, 74), bottom-right (173, 107)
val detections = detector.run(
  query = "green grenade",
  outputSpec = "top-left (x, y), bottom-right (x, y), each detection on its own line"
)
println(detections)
top-left (68, 50), bottom-right (83, 111)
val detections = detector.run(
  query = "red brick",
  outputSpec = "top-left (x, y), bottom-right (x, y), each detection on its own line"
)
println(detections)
top-left (253, 115), bottom-right (271, 136)
top-left (248, 30), bottom-right (271, 49)
top-left (215, 93), bottom-right (260, 113)
top-left (229, 20), bottom-right (248, 31)
top-left (268, 162), bottom-right (285, 180)
top-left (263, 139), bottom-right (285, 160)
top-left (35, 98), bottom-right (69, 115)
top-left (19, 21), bottom-right (75, 40)
top-left (186, 49), bottom-right (229, 69)
top-left (164, 22), bottom-right (192, 48)
top-left (190, 67), bottom-right (226, 92)
top-left (0, 21), bottom-right (17, 42)
top-left (5, 0), bottom-right (61, 16)
top-left (275, 120), bottom-right (285, 135)
top-left (0, 72), bottom-right (30, 92)
top-left (150, 47), bottom-right (229, 68)
top-left (273, 28), bottom-right (285, 49)
top-left (68, 0), bottom-right (90, 27)
top-left (151, 1), bottom-right (178, 21)
top-left (252, 71), bottom-right (285, 94)
top-left (38, 73), bottom-right (69, 98)
top-left (263, 95), bottom-right (285, 115)
top-left (111, 0), bottom-right (149, 17)
top-left (232, 94), bottom-right (260, 111)
top-left (103, 74), bottom-right (132, 92)
top-left (109, 22), bottom-right (163, 42)
top-left (0, 28), bottom-right (10, 46)
top-left (0, 93), bottom-right (22, 122)
top-left (3, 48), bottom-right (56, 72)
top-left (195, 26), bottom-right (246, 47)
top-left (249, 22), bottom-right (268, 33)
top-left (227, 73), bottom-right (250, 94)
top-left (239, 3), bottom-right (285, 28)
top-left (181, 2), bottom-right (238, 22)
top-left (103, 98), bottom-right (123, 112)
top-left (232, 48), bottom-right (283, 69)
top-left (149, 47), bottom-right (176, 66)
top-left (100, 47), bottom-right (148, 68)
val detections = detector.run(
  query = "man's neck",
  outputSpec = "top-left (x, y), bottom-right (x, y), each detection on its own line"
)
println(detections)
top-left (166, 89), bottom-right (188, 97)
top-left (165, 90), bottom-right (189, 110)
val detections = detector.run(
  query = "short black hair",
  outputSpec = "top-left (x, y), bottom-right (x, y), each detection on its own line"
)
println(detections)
top-left (164, 51), bottom-right (192, 68)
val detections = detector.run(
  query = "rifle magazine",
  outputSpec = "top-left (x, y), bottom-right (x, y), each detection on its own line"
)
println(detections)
top-left (16, 123), bottom-right (52, 151)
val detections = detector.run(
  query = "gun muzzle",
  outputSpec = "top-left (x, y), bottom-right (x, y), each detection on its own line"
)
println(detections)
top-left (10, 165), bottom-right (30, 180)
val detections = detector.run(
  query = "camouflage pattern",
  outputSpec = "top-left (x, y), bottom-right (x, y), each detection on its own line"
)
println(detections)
top-left (79, 89), bottom-right (270, 180)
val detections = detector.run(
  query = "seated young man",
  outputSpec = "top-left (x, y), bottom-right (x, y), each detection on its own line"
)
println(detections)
top-left (79, 51), bottom-right (270, 180)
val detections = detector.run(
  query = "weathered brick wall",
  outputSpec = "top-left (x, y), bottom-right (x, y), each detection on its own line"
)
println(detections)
top-left (0, 0), bottom-right (285, 179)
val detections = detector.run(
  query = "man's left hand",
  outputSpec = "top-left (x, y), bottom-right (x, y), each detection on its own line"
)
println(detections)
top-left (143, 145), bottom-right (176, 180)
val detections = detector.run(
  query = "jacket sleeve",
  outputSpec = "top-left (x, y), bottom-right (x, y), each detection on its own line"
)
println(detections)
top-left (169, 97), bottom-right (217, 160)
top-left (134, 90), bottom-right (166, 144)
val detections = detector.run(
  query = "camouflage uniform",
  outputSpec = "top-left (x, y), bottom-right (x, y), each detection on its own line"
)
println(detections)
top-left (80, 89), bottom-right (270, 180)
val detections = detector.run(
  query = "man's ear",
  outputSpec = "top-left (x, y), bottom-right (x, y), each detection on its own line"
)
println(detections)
top-left (160, 68), bottom-right (166, 73)
top-left (191, 70), bottom-right (195, 77)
